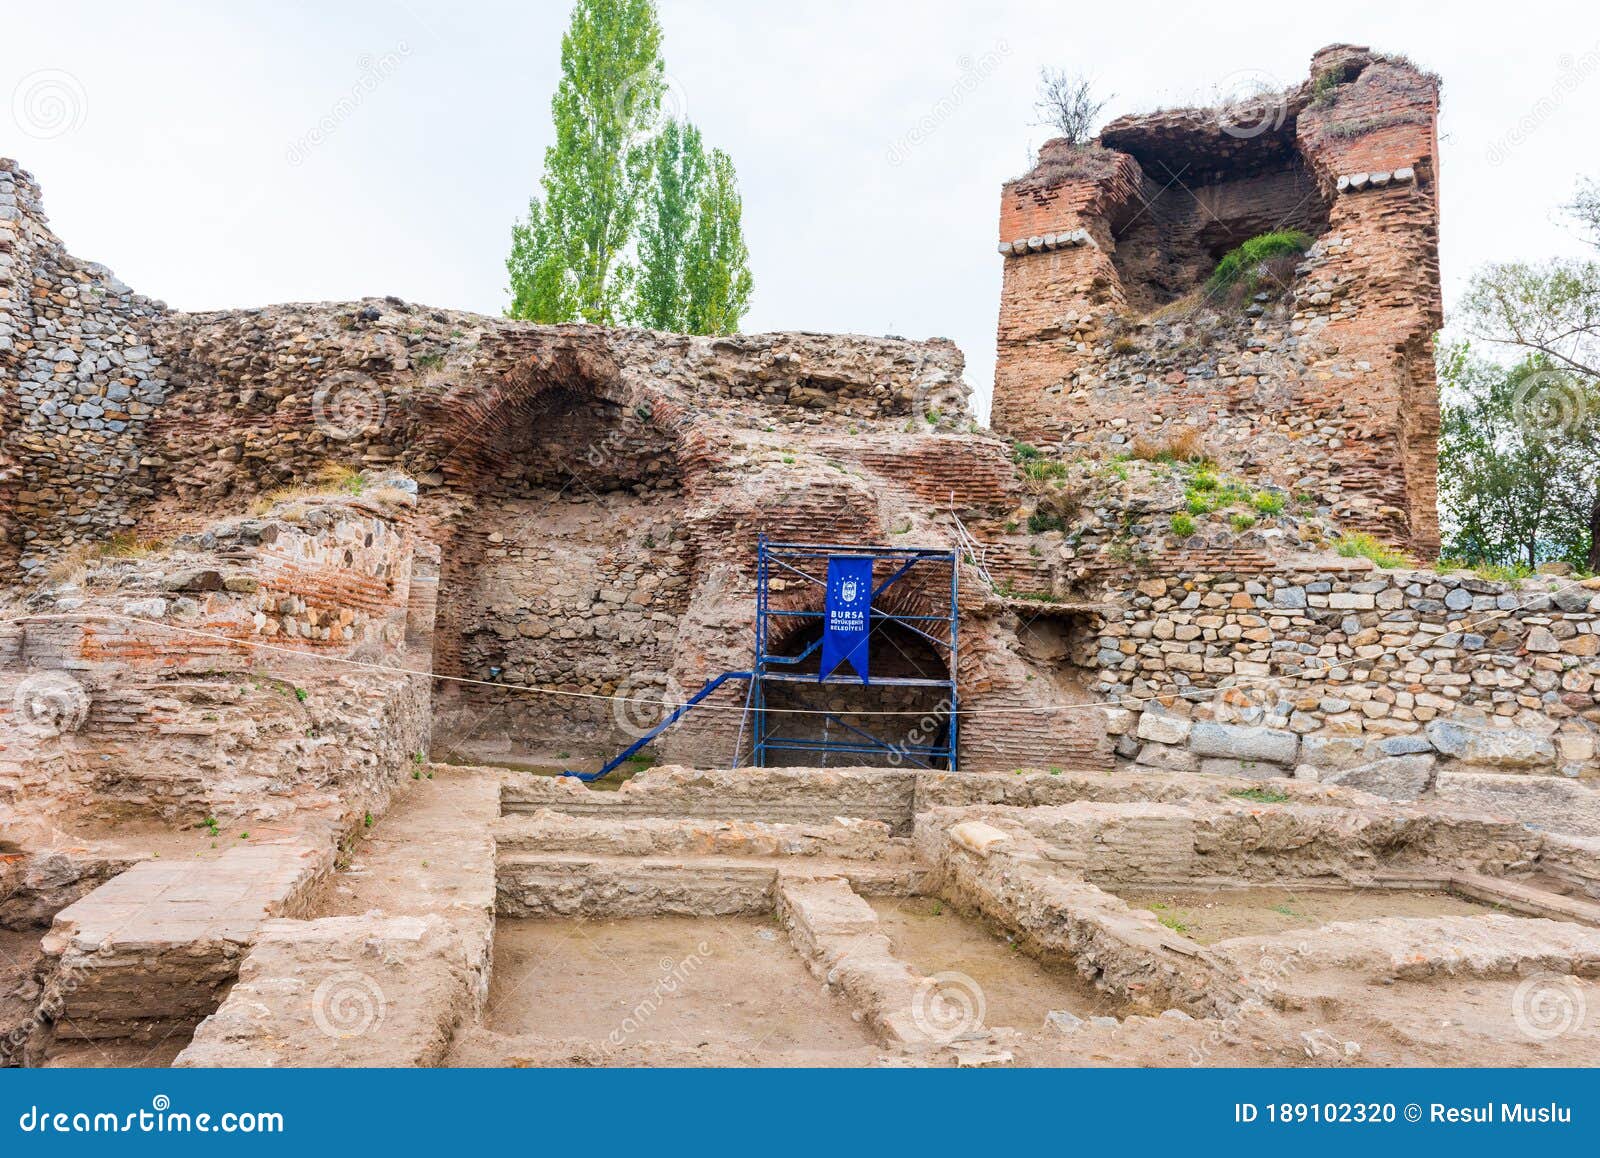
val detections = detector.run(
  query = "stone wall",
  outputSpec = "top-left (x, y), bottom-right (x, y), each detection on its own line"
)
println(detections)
top-left (0, 159), bottom-right (168, 573)
top-left (992, 45), bottom-right (1442, 551)
top-left (0, 159), bottom-right (1113, 774)
top-left (0, 492), bottom-right (429, 826)
top-left (1095, 562), bottom-right (1600, 826)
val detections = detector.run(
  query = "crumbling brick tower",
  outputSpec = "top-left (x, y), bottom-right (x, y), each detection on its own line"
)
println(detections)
top-left (992, 45), bottom-right (1443, 552)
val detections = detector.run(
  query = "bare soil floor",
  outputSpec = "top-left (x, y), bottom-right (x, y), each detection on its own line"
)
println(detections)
top-left (1269, 971), bottom-right (1600, 1066)
top-left (473, 916), bottom-right (879, 1065)
top-left (437, 751), bottom-right (643, 792)
top-left (1, 928), bottom-right (45, 1049)
top-left (869, 897), bottom-right (1118, 1026)
top-left (0, 927), bottom-right (41, 980)
top-left (55, 819), bottom-right (240, 861)
top-left (1116, 886), bottom-right (1501, 945)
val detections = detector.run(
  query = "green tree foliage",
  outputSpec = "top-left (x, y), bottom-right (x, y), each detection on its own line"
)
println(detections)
top-left (1437, 345), bottom-right (1598, 570)
top-left (1455, 178), bottom-right (1600, 569)
top-left (633, 120), bottom-right (708, 331)
top-left (682, 148), bottom-right (753, 335)
top-left (508, 1), bottom-right (753, 334)
top-left (507, 0), bottom-right (665, 324)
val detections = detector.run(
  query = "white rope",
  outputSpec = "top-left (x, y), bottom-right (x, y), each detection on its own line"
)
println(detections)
top-left (5, 569), bottom-right (1591, 720)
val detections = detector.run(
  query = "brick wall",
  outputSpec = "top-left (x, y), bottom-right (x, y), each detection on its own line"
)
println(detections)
top-left (992, 45), bottom-right (1442, 553)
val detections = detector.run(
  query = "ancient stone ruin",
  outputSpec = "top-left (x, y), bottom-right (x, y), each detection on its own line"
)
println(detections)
top-left (1, 44), bottom-right (1596, 1068)
top-left (996, 43), bottom-right (1443, 552)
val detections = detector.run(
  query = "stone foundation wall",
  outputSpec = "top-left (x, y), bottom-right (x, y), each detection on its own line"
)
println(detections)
top-left (0, 495), bottom-right (429, 825)
top-left (1095, 563), bottom-right (1600, 816)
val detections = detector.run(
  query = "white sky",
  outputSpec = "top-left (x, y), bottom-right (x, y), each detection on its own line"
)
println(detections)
top-left (5, 1), bottom-right (1598, 421)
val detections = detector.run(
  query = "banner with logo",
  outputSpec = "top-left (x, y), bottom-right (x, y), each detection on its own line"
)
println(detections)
top-left (820, 556), bottom-right (873, 683)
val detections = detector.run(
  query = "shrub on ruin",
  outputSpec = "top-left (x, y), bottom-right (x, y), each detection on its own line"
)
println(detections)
top-left (1130, 428), bottom-right (1208, 465)
top-left (1030, 68), bottom-right (1109, 146)
top-left (1206, 230), bottom-right (1313, 294)
top-left (1169, 513), bottom-right (1196, 537)
top-left (1027, 510), bottom-right (1066, 534)
top-left (1021, 458), bottom-right (1069, 482)
top-left (1251, 490), bottom-right (1286, 515)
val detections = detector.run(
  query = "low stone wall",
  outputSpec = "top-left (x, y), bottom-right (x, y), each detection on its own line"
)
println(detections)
top-left (1094, 563), bottom-right (1600, 822)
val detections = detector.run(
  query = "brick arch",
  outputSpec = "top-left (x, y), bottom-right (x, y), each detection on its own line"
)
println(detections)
top-left (420, 339), bottom-right (706, 763)
top-left (407, 338), bottom-right (703, 493)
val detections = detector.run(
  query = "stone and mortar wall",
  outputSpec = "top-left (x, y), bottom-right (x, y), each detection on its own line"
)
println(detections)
top-left (1, 494), bottom-right (429, 826)
top-left (123, 302), bottom-right (1104, 770)
top-left (0, 161), bottom-right (1111, 775)
top-left (992, 46), bottom-right (1442, 551)
top-left (1093, 563), bottom-right (1600, 827)
top-left (0, 159), bottom-right (169, 572)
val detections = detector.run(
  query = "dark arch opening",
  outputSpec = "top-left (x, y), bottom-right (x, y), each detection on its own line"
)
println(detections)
top-left (428, 377), bottom-right (692, 769)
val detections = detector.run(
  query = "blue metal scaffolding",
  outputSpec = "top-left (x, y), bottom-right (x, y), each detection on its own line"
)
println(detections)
top-left (565, 534), bottom-right (959, 781)
top-left (751, 535), bottom-right (959, 771)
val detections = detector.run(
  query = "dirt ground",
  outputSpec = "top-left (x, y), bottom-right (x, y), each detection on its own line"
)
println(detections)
top-left (1, 927), bottom-right (45, 1050)
top-left (52, 818), bottom-right (246, 862)
top-left (870, 897), bottom-right (1119, 1026)
top-left (1263, 970), bottom-right (1600, 1066)
top-left (476, 916), bottom-right (879, 1064)
top-left (436, 752), bottom-right (643, 792)
top-left (1116, 886), bottom-right (1501, 945)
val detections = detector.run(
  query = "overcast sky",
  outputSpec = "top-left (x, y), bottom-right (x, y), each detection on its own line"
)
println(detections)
top-left (5, 1), bottom-right (1597, 420)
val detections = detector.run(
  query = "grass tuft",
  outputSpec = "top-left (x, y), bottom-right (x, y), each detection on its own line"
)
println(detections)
top-left (1335, 533), bottom-right (1409, 569)
top-left (1206, 230), bottom-right (1313, 293)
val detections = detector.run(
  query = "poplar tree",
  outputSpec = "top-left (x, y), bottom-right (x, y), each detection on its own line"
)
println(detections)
top-left (507, 0), bottom-right (664, 324)
top-left (682, 148), bottom-right (754, 336)
top-left (633, 120), bottom-right (708, 331)
top-left (508, 0), bottom-right (754, 334)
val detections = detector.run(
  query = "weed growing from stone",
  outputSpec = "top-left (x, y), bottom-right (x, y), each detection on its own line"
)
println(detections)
top-left (1229, 787), bottom-right (1289, 804)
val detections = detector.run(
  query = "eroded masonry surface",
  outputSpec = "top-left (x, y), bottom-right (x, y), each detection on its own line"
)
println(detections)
top-left (2, 41), bottom-right (1597, 1068)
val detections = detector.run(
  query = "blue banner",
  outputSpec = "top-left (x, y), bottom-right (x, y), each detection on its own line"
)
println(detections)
top-left (820, 556), bottom-right (872, 683)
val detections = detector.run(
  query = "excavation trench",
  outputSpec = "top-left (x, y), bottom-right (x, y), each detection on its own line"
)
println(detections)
top-left (481, 916), bottom-right (878, 1064)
